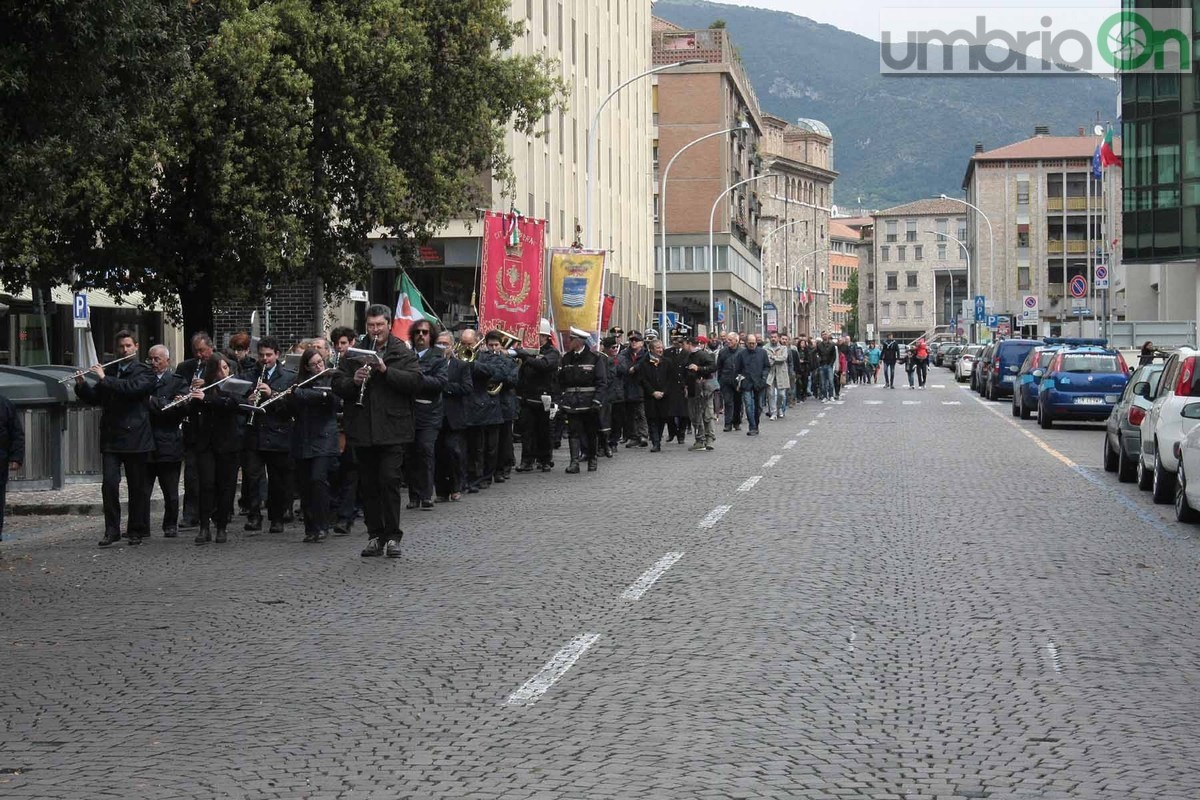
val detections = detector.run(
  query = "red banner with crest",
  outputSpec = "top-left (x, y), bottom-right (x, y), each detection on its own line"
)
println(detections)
top-left (479, 211), bottom-right (545, 348)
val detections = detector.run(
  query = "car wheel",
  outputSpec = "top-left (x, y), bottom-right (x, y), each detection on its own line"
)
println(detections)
top-left (1117, 440), bottom-right (1137, 483)
top-left (1103, 435), bottom-right (1118, 472)
top-left (1011, 396), bottom-right (1020, 417)
top-left (1152, 450), bottom-right (1176, 504)
top-left (1019, 394), bottom-right (1032, 420)
top-left (1137, 451), bottom-right (1154, 490)
top-left (1176, 462), bottom-right (1199, 522)
top-left (1038, 400), bottom-right (1053, 429)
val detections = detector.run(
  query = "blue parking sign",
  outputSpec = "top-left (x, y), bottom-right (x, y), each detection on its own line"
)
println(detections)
top-left (974, 295), bottom-right (985, 322)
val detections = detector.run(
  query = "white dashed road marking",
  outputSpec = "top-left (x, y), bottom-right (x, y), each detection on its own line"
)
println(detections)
top-left (798, 429), bottom-right (811, 437)
top-left (902, 401), bottom-right (921, 405)
top-left (783, 440), bottom-right (796, 450)
top-left (737, 475), bottom-right (762, 492)
top-left (817, 412), bottom-right (827, 419)
top-left (942, 401), bottom-right (961, 405)
top-left (864, 400), bottom-right (883, 405)
top-left (507, 633), bottom-right (601, 706)
top-left (762, 455), bottom-right (782, 468)
top-left (1046, 641), bottom-right (1063, 674)
top-left (621, 553), bottom-right (684, 601)
top-left (698, 505), bottom-right (732, 528)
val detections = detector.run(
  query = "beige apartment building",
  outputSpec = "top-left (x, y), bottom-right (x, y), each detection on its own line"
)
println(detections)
top-left (368, 0), bottom-right (656, 331)
top-left (962, 126), bottom-right (1122, 335)
top-left (651, 18), bottom-right (765, 335)
top-left (867, 199), bottom-right (969, 342)
top-left (828, 221), bottom-right (861, 336)
top-left (758, 113), bottom-right (836, 337)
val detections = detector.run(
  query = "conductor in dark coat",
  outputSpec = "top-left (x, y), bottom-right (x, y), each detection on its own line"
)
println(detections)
top-left (330, 304), bottom-right (422, 558)
top-left (74, 329), bottom-right (156, 546)
top-left (146, 344), bottom-right (190, 537)
top-left (662, 331), bottom-right (690, 443)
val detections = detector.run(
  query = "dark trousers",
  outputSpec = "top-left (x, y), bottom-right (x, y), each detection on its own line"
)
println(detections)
top-left (181, 447), bottom-right (199, 523)
top-left (0, 467), bottom-right (8, 539)
top-left (648, 416), bottom-right (666, 446)
top-left (404, 427), bottom-right (439, 503)
top-left (625, 400), bottom-right (648, 441)
top-left (916, 359), bottom-right (928, 387)
top-left (297, 455), bottom-right (335, 534)
top-left (435, 427), bottom-right (467, 496)
top-left (243, 448), bottom-right (293, 522)
top-left (102, 451), bottom-right (150, 538)
top-left (567, 411), bottom-right (600, 462)
top-left (330, 446), bottom-right (358, 524)
top-left (497, 421), bottom-right (515, 474)
top-left (720, 383), bottom-right (743, 427)
top-left (519, 403), bottom-right (552, 465)
top-left (197, 449), bottom-right (238, 528)
top-left (883, 362), bottom-right (897, 386)
top-left (667, 416), bottom-right (690, 442)
top-left (467, 424), bottom-right (500, 488)
top-left (146, 460), bottom-right (181, 531)
top-left (355, 444), bottom-right (405, 539)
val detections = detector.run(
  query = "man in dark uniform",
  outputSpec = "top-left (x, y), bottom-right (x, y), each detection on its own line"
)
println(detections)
top-left (559, 327), bottom-right (608, 473)
top-left (662, 327), bottom-right (690, 444)
top-left (146, 344), bottom-right (189, 537)
top-left (404, 320), bottom-right (447, 511)
top-left (328, 326), bottom-right (358, 534)
top-left (74, 329), bottom-right (156, 546)
top-left (615, 331), bottom-right (649, 448)
top-left (241, 336), bottom-right (295, 534)
top-left (514, 318), bottom-right (560, 473)
top-left (435, 330), bottom-right (473, 501)
top-left (330, 303), bottom-right (422, 558)
top-left (174, 332), bottom-right (215, 529)
top-left (464, 329), bottom-right (519, 491)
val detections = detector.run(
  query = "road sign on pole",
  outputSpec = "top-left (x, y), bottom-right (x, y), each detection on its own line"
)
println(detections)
top-left (1095, 264), bottom-right (1109, 290)
top-left (974, 295), bottom-right (985, 322)
top-left (1069, 275), bottom-right (1088, 299)
top-left (72, 292), bottom-right (89, 329)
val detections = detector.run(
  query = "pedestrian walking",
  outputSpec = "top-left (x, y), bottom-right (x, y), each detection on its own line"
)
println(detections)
top-left (287, 348), bottom-right (341, 542)
top-left (881, 333), bottom-right (900, 389)
top-left (188, 353), bottom-right (248, 544)
top-left (683, 336), bottom-right (717, 451)
top-left (559, 327), bottom-right (608, 473)
top-left (717, 332), bottom-right (743, 431)
top-left (145, 345), bottom-right (189, 538)
top-left (638, 339), bottom-right (672, 451)
top-left (734, 334), bottom-right (769, 435)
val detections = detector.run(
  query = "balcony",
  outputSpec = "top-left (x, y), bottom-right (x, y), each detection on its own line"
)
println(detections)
top-left (651, 28), bottom-right (761, 120)
top-left (1048, 240), bottom-right (1090, 254)
top-left (1047, 197), bottom-right (1063, 211)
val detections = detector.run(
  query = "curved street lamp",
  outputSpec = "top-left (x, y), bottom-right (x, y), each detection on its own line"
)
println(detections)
top-left (939, 193), bottom-right (994, 312)
top-left (708, 173), bottom-right (775, 333)
top-left (928, 230), bottom-right (972, 341)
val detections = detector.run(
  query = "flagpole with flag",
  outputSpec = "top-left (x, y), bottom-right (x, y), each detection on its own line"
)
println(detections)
top-left (392, 272), bottom-right (435, 340)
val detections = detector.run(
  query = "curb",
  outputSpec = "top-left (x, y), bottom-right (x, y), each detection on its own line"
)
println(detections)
top-left (9, 500), bottom-right (166, 517)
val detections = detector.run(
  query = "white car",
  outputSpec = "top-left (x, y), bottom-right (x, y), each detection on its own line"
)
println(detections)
top-left (1137, 347), bottom-right (1200, 503)
top-left (955, 345), bottom-right (982, 383)
top-left (1172, 402), bottom-right (1200, 522)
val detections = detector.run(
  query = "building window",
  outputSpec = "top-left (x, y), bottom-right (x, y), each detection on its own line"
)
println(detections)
top-left (936, 218), bottom-right (948, 234)
top-left (897, 246), bottom-right (906, 262)
top-left (906, 271), bottom-right (918, 288)
top-left (957, 218), bottom-right (967, 240)
top-left (937, 243), bottom-right (947, 260)
top-left (867, 274), bottom-right (875, 290)
top-left (881, 246), bottom-right (890, 262)
top-left (914, 245), bottom-right (923, 260)
top-left (905, 219), bottom-right (918, 241)
top-left (1017, 179), bottom-right (1030, 205)
top-left (886, 272), bottom-right (898, 291)
top-left (886, 220), bottom-right (898, 242)
top-left (1016, 229), bottom-right (1030, 247)
top-left (881, 302), bottom-right (891, 318)
top-left (898, 301), bottom-right (908, 318)
top-left (1018, 266), bottom-right (1031, 290)
top-left (914, 300), bottom-right (924, 319)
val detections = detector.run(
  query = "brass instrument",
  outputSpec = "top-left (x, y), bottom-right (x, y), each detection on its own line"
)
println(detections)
top-left (453, 340), bottom-right (478, 362)
top-left (162, 375), bottom-right (237, 410)
top-left (58, 353), bottom-right (137, 383)
top-left (354, 332), bottom-right (383, 407)
top-left (484, 329), bottom-right (523, 396)
top-left (246, 362), bottom-right (268, 427)
top-left (258, 368), bottom-right (332, 409)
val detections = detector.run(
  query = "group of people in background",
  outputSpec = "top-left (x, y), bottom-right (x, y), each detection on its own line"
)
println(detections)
top-left (63, 302), bottom-right (905, 560)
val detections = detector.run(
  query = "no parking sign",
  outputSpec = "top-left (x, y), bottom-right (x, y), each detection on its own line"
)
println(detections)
top-left (1095, 263), bottom-right (1109, 290)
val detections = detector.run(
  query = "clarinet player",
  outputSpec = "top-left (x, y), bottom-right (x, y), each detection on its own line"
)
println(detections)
top-left (330, 304), bottom-right (421, 559)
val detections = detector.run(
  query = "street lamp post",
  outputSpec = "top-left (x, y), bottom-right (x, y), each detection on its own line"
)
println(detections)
top-left (758, 219), bottom-right (812, 337)
top-left (585, 59), bottom-right (703, 248)
top-left (928, 230), bottom-right (972, 341)
top-left (659, 121), bottom-right (750, 334)
top-left (709, 173), bottom-right (775, 334)
top-left (939, 193), bottom-right (994, 315)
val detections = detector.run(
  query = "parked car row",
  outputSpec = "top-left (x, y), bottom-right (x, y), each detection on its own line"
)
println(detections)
top-left (951, 337), bottom-right (1200, 525)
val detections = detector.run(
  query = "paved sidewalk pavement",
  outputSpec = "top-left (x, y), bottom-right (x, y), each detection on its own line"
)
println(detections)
top-left (8, 482), bottom-right (164, 517)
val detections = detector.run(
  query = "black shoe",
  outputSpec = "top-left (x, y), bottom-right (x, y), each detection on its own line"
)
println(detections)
top-left (333, 522), bottom-right (352, 536)
top-left (282, 510), bottom-right (295, 524)
top-left (179, 519), bottom-right (198, 531)
top-left (214, 527), bottom-right (227, 544)
top-left (385, 538), bottom-right (403, 558)
top-left (268, 522), bottom-right (285, 534)
top-left (538, 461), bottom-right (554, 472)
top-left (127, 535), bottom-right (143, 547)
top-left (493, 474), bottom-right (507, 484)
top-left (302, 532), bottom-right (317, 543)
top-left (163, 527), bottom-right (178, 538)
top-left (315, 530), bottom-right (328, 542)
top-left (565, 462), bottom-right (580, 474)
top-left (602, 445), bottom-right (614, 458)
top-left (587, 460), bottom-right (598, 472)
top-left (435, 495), bottom-right (450, 503)
top-left (638, 439), bottom-right (648, 447)
top-left (244, 517), bottom-right (262, 532)
top-left (705, 445), bottom-right (715, 451)
top-left (98, 532), bottom-right (121, 547)
top-left (723, 425), bottom-right (732, 432)
top-left (467, 486), bottom-right (480, 494)
top-left (650, 444), bottom-right (661, 452)
top-left (624, 440), bottom-right (638, 449)
top-left (361, 537), bottom-right (384, 557)
top-left (421, 500), bottom-right (434, 510)
top-left (194, 527), bottom-right (211, 545)
top-left (515, 462), bottom-right (536, 472)
top-left (405, 500), bottom-right (420, 510)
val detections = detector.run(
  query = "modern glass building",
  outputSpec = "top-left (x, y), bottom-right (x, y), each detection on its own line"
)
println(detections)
top-left (1120, 1), bottom-right (1200, 263)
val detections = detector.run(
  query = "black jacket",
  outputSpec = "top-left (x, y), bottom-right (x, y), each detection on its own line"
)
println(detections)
top-left (411, 347), bottom-right (449, 431)
top-left (815, 340), bottom-right (839, 367)
top-left (246, 364), bottom-right (296, 453)
top-left (516, 342), bottom-right (560, 401)
top-left (881, 340), bottom-right (901, 364)
top-left (147, 371), bottom-right (190, 462)
top-left (193, 388), bottom-right (245, 455)
top-left (661, 346), bottom-right (689, 417)
top-left (733, 347), bottom-right (770, 391)
top-left (287, 385), bottom-right (342, 459)
top-left (615, 346), bottom-right (649, 403)
top-left (466, 351), bottom-right (518, 427)
top-left (716, 345), bottom-right (741, 386)
top-left (74, 361), bottom-right (156, 453)
top-left (331, 334), bottom-right (422, 447)
top-left (638, 354), bottom-right (673, 418)
top-left (0, 395), bottom-right (25, 465)
top-left (440, 355), bottom-right (475, 431)
top-left (683, 348), bottom-right (717, 398)
top-left (175, 357), bottom-right (210, 446)
top-left (559, 346), bottom-right (609, 413)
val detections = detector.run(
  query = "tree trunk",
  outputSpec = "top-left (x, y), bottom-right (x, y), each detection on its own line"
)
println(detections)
top-left (178, 273), bottom-right (215, 340)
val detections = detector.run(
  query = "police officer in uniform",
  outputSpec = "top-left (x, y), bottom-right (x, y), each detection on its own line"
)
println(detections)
top-left (558, 327), bottom-right (608, 474)
top-left (514, 318), bottom-right (560, 472)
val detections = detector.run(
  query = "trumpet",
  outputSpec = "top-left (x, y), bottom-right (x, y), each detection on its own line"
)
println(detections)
top-left (161, 375), bottom-right (237, 410)
top-left (355, 332), bottom-right (383, 407)
top-left (246, 362), bottom-right (268, 427)
top-left (58, 353), bottom-right (137, 383)
top-left (258, 368), bottom-right (332, 409)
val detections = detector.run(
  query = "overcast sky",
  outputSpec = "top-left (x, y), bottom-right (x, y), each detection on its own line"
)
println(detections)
top-left (707, 0), bottom-right (1118, 43)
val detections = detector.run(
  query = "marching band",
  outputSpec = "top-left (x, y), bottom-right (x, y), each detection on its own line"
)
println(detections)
top-left (71, 305), bottom-right (716, 558)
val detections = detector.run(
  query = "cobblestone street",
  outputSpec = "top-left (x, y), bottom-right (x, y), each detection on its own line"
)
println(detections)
top-left (4, 382), bottom-right (1200, 799)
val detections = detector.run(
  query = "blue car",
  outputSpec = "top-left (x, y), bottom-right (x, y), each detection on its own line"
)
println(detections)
top-left (983, 339), bottom-right (1039, 400)
top-left (1035, 347), bottom-right (1131, 429)
top-left (1012, 338), bottom-right (1110, 419)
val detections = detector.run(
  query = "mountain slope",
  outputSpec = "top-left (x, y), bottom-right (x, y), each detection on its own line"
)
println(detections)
top-left (655, 0), bottom-right (1119, 208)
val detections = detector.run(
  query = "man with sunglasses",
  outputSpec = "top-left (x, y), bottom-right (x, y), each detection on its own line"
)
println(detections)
top-left (404, 321), bottom-right (447, 511)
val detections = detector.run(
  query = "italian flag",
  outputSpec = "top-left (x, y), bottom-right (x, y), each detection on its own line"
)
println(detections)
top-left (1100, 126), bottom-right (1122, 169)
top-left (799, 276), bottom-right (809, 305)
top-left (392, 273), bottom-right (434, 340)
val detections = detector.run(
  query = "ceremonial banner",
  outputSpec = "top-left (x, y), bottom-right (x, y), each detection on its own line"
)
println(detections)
top-left (479, 211), bottom-right (546, 347)
top-left (600, 294), bottom-right (616, 332)
top-left (549, 248), bottom-right (606, 333)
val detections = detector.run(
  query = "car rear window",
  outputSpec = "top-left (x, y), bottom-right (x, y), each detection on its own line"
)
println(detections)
top-left (1037, 350), bottom-right (1056, 368)
top-left (1059, 353), bottom-right (1120, 373)
top-left (965, 346), bottom-right (982, 356)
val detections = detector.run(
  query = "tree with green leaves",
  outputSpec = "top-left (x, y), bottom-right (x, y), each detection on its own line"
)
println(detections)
top-left (842, 270), bottom-right (859, 339)
top-left (0, 0), bottom-right (563, 335)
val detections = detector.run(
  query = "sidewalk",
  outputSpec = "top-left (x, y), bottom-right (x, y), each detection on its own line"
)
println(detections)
top-left (8, 482), bottom-right (164, 516)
